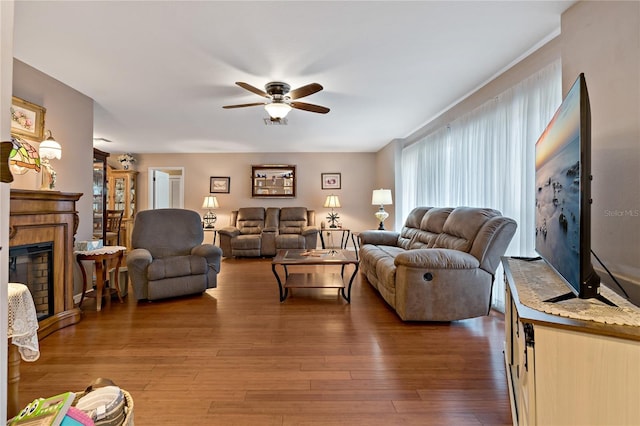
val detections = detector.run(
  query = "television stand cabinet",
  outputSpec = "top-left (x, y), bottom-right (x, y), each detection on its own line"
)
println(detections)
top-left (502, 257), bottom-right (640, 425)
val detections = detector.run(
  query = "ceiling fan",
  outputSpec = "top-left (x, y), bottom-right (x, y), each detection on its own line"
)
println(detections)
top-left (223, 81), bottom-right (330, 119)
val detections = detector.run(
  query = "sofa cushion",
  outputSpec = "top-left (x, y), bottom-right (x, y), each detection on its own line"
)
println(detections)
top-left (132, 209), bottom-right (204, 258)
top-left (279, 207), bottom-right (308, 234)
top-left (433, 207), bottom-right (499, 252)
top-left (237, 208), bottom-right (265, 234)
top-left (409, 208), bottom-right (454, 249)
top-left (275, 234), bottom-right (305, 248)
top-left (147, 255), bottom-right (207, 280)
top-left (397, 207), bottom-right (430, 249)
top-left (231, 234), bottom-right (261, 250)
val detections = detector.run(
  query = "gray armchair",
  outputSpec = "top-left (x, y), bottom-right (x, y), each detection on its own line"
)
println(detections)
top-left (127, 209), bottom-right (222, 301)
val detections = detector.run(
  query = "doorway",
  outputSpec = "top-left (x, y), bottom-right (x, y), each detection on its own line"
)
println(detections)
top-left (148, 167), bottom-right (184, 209)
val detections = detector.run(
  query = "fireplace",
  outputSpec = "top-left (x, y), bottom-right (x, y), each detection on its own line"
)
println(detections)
top-left (9, 189), bottom-right (83, 339)
top-left (9, 242), bottom-right (54, 320)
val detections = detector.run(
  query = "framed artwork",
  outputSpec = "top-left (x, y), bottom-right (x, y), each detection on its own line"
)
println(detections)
top-left (321, 173), bottom-right (341, 190)
top-left (210, 176), bottom-right (230, 193)
top-left (252, 165), bottom-right (296, 198)
top-left (10, 96), bottom-right (46, 141)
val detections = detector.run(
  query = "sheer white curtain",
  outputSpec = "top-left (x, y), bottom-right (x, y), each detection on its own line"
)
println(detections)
top-left (401, 60), bottom-right (561, 311)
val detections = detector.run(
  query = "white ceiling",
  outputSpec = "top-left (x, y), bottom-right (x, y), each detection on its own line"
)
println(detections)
top-left (13, 1), bottom-right (573, 154)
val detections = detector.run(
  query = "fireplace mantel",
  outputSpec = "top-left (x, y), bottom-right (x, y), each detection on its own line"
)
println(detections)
top-left (9, 189), bottom-right (83, 339)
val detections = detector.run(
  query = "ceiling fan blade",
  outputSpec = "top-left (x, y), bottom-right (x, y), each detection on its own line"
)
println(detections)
top-left (289, 83), bottom-right (323, 100)
top-left (290, 101), bottom-right (330, 114)
top-left (235, 82), bottom-right (269, 98)
top-left (222, 102), bottom-right (265, 109)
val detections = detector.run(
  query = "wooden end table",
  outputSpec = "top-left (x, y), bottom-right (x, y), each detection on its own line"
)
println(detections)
top-left (271, 249), bottom-right (359, 303)
top-left (76, 245), bottom-right (126, 311)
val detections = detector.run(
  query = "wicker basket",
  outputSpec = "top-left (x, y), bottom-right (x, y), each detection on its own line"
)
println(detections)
top-left (72, 388), bottom-right (134, 426)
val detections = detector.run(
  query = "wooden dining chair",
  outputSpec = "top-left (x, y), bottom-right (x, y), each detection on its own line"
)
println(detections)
top-left (105, 209), bottom-right (124, 246)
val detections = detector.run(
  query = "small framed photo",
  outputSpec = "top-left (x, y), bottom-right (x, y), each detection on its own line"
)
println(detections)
top-left (321, 173), bottom-right (341, 190)
top-left (10, 96), bottom-right (46, 141)
top-left (210, 176), bottom-right (230, 193)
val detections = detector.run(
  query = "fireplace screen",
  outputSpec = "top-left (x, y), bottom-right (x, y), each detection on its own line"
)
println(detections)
top-left (9, 242), bottom-right (54, 320)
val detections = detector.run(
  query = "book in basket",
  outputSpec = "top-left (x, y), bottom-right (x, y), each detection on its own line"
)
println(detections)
top-left (8, 391), bottom-right (76, 426)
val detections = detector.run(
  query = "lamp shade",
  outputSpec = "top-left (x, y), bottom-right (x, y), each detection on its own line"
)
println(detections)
top-left (202, 195), bottom-right (219, 209)
top-left (39, 133), bottom-right (62, 160)
top-left (264, 102), bottom-right (292, 119)
top-left (372, 189), bottom-right (392, 206)
top-left (323, 195), bottom-right (341, 209)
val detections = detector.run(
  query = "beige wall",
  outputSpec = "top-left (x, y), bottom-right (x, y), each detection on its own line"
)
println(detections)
top-left (561, 1), bottom-right (640, 291)
top-left (373, 139), bottom-right (401, 230)
top-left (11, 59), bottom-right (94, 242)
top-left (128, 151), bottom-right (381, 236)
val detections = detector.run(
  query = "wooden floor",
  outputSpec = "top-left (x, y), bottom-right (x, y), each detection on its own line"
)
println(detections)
top-left (18, 257), bottom-right (512, 425)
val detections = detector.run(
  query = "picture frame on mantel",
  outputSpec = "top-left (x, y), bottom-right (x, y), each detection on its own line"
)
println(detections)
top-left (321, 172), bottom-right (341, 190)
top-left (10, 96), bottom-right (46, 141)
top-left (210, 176), bottom-right (230, 193)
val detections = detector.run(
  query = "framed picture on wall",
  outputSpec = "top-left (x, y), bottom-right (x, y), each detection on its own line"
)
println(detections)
top-left (210, 176), bottom-right (230, 193)
top-left (252, 165), bottom-right (296, 198)
top-left (321, 173), bottom-right (341, 190)
top-left (10, 96), bottom-right (46, 141)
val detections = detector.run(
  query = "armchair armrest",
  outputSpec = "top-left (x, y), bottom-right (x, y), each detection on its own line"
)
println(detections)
top-left (395, 248), bottom-right (479, 269)
top-left (127, 248), bottom-right (153, 269)
top-left (262, 226), bottom-right (277, 234)
top-left (126, 248), bottom-right (153, 300)
top-left (192, 244), bottom-right (222, 273)
top-left (358, 230), bottom-right (399, 246)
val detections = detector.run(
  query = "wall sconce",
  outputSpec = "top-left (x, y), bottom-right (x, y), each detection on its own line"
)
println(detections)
top-left (202, 195), bottom-right (219, 228)
top-left (372, 189), bottom-right (393, 230)
top-left (323, 194), bottom-right (341, 228)
top-left (39, 130), bottom-right (62, 190)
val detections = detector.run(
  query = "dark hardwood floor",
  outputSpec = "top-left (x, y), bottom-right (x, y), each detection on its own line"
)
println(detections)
top-left (18, 257), bottom-right (512, 425)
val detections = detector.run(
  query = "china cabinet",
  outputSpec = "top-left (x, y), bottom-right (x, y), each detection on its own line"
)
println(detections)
top-left (107, 168), bottom-right (138, 249)
top-left (251, 164), bottom-right (296, 198)
top-left (92, 148), bottom-right (109, 242)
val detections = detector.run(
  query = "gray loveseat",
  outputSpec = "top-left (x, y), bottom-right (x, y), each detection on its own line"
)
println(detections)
top-left (219, 207), bottom-right (319, 257)
top-left (358, 206), bottom-right (516, 321)
top-left (127, 209), bottom-right (222, 301)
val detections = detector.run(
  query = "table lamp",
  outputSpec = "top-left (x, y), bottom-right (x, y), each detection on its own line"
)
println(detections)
top-left (202, 195), bottom-right (219, 228)
top-left (372, 189), bottom-right (392, 230)
top-left (323, 194), bottom-right (341, 228)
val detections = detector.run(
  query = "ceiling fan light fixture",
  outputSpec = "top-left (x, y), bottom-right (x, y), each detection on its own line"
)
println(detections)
top-left (264, 101), bottom-right (292, 119)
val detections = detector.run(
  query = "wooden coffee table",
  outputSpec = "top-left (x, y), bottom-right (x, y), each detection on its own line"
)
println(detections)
top-left (271, 249), bottom-right (359, 302)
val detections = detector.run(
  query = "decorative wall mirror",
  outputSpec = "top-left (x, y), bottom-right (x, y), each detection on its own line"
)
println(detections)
top-left (252, 165), bottom-right (296, 198)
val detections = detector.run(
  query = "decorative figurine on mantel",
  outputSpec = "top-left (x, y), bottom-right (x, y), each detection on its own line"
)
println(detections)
top-left (118, 153), bottom-right (136, 170)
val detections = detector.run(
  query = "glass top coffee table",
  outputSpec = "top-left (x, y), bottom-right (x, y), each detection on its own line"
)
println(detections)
top-left (271, 249), bottom-right (359, 302)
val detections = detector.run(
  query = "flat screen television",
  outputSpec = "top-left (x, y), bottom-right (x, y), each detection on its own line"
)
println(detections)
top-left (534, 73), bottom-right (612, 305)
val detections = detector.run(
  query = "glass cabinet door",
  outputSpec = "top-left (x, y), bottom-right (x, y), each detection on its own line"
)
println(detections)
top-left (114, 177), bottom-right (126, 211)
top-left (93, 148), bottom-right (109, 242)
